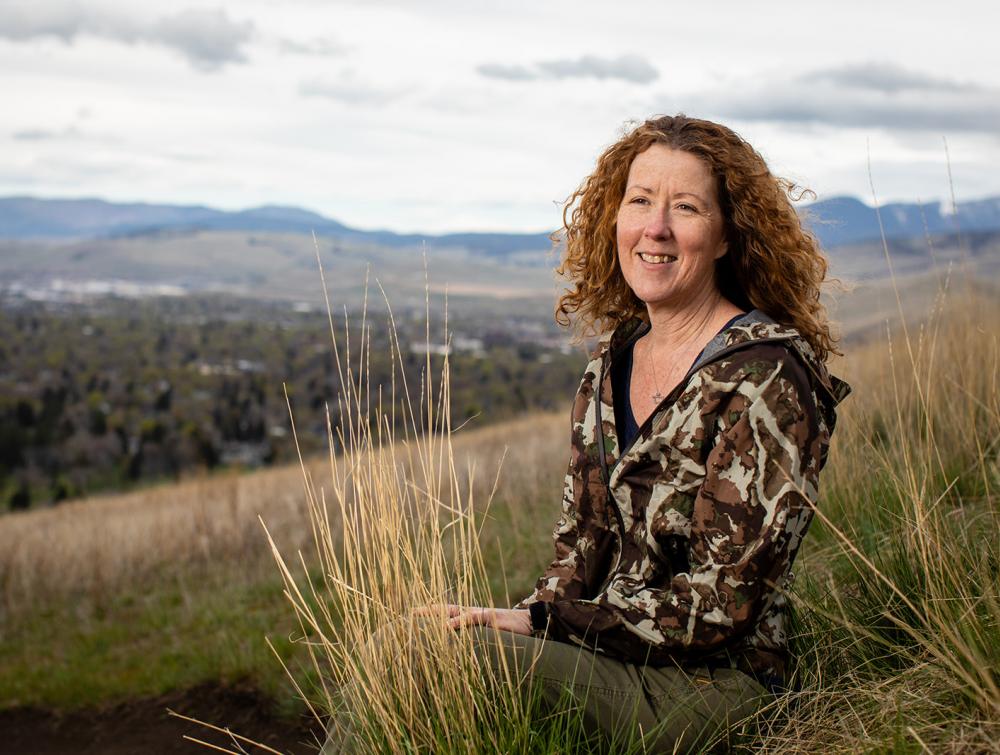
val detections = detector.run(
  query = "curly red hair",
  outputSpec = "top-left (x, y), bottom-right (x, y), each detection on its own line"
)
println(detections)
top-left (555, 114), bottom-right (839, 362)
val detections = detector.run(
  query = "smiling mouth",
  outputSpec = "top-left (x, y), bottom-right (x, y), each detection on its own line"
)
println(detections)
top-left (638, 252), bottom-right (678, 264)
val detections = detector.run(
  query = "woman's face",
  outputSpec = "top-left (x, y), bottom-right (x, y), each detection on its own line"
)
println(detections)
top-left (616, 144), bottom-right (729, 315)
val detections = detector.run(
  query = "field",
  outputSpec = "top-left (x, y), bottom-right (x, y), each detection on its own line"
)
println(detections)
top-left (1, 269), bottom-right (998, 752)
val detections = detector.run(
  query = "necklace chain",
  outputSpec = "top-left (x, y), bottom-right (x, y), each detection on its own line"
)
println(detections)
top-left (642, 309), bottom-right (738, 405)
top-left (646, 337), bottom-right (664, 402)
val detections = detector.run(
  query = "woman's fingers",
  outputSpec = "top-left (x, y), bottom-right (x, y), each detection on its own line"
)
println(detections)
top-left (446, 607), bottom-right (493, 630)
top-left (412, 605), bottom-right (530, 635)
top-left (459, 607), bottom-right (533, 635)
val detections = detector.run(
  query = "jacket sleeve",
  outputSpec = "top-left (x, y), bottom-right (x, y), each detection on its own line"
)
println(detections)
top-left (512, 461), bottom-right (591, 609)
top-left (542, 357), bottom-right (826, 662)
top-left (513, 352), bottom-right (613, 610)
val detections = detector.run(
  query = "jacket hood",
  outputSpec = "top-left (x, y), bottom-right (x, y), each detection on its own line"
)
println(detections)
top-left (714, 309), bottom-right (852, 433)
top-left (607, 309), bottom-right (851, 430)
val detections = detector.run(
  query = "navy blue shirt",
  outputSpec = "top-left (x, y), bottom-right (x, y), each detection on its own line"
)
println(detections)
top-left (612, 313), bottom-right (745, 451)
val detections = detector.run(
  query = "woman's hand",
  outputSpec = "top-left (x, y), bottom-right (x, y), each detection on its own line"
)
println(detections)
top-left (413, 604), bottom-right (532, 636)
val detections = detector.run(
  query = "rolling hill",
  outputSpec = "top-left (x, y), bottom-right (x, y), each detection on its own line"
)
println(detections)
top-left (3, 193), bottom-right (1000, 252)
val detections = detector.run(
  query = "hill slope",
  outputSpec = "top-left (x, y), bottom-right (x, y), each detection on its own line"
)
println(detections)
top-left (4, 193), bottom-right (1000, 252)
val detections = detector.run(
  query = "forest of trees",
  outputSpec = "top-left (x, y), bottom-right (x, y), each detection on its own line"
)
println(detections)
top-left (0, 294), bottom-right (584, 511)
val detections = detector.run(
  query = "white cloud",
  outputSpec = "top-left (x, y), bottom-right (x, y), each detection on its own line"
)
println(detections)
top-left (11, 125), bottom-right (119, 144)
top-left (3, 1), bottom-right (1000, 233)
top-left (0, 1), bottom-right (103, 42)
top-left (476, 63), bottom-right (535, 81)
top-left (659, 63), bottom-right (1000, 134)
top-left (0, 1), bottom-right (254, 71)
top-left (538, 55), bottom-right (658, 84)
top-left (802, 61), bottom-right (981, 94)
top-left (299, 70), bottom-right (407, 106)
top-left (276, 35), bottom-right (346, 56)
top-left (478, 54), bottom-right (658, 84)
top-left (150, 8), bottom-right (253, 70)
top-left (12, 128), bottom-right (75, 141)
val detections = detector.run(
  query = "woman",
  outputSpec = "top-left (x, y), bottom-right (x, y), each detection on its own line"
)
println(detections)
top-left (325, 114), bottom-right (851, 753)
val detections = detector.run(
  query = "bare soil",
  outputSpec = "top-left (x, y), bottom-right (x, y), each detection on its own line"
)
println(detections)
top-left (0, 683), bottom-right (324, 754)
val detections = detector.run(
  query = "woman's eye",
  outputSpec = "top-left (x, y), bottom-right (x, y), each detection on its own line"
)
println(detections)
top-left (629, 196), bottom-right (649, 205)
top-left (676, 203), bottom-right (697, 212)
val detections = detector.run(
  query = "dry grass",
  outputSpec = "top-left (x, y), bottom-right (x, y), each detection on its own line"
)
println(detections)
top-left (0, 407), bottom-right (564, 617)
top-left (749, 278), bottom-right (1000, 753)
top-left (0, 455), bottom-right (310, 615)
top-left (2, 260), bottom-right (998, 751)
top-left (264, 269), bottom-right (1000, 753)
top-left (256, 280), bottom-right (612, 755)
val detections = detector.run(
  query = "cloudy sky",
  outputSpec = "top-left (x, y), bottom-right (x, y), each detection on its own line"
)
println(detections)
top-left (3, 0), bottom-right (999, 233)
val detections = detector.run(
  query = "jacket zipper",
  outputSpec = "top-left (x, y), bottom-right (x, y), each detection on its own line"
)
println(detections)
top-left (594, 334), bottom-right (796, 591)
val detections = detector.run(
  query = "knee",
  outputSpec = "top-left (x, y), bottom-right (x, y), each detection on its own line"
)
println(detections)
top-left (356, 619), bottom-right (539, 686)
top-left (462, 626), bottom-right (543, 686)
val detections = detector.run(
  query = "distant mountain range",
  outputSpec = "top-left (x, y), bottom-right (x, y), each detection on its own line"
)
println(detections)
top-left (801, 195), bottom-right (1000, 248)
top-left (2, 194), bottom-right (1000, 255)
top-left (0, 197), bottom-right (552, 258)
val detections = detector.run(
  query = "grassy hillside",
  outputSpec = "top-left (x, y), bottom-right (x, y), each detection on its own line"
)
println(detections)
top-left (766, 284), bottom-right (1000, 751)
top-left (1, 276), bottom-right (997, 752)
top-left (3, 225), bottom-right (999, 314)
top-left (0, 411), bottom-right (568, 714)
top-left (0, 230), bottom-right (559, 310)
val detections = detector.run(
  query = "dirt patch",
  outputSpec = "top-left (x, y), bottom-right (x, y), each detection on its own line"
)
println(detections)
top-left (0, 683), bottom-right (324, 754)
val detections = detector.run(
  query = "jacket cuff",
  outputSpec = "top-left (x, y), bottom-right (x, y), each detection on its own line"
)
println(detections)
top-left (528, 600), bottom-right (549, 636)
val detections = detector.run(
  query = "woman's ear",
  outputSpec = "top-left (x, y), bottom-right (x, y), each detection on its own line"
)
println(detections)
top-left (713, 239), bottom-right (729, 260)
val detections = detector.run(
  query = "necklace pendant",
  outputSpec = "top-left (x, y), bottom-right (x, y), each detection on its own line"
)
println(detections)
top-left (651, 390), bottom-right (663, 402)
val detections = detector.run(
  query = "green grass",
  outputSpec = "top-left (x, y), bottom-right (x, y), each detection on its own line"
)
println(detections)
top-left (0, 563), bottom-right (310, 718)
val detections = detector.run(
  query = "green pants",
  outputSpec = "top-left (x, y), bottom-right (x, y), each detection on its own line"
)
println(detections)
top-left (320, 625), bottom-right (767, 754)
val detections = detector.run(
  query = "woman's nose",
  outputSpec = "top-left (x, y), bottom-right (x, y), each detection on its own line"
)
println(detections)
top-left (642, 210), bottom-right (672, 240)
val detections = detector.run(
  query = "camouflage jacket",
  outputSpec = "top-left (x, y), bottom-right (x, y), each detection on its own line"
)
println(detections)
top-left (516, 310), bottom-right (851, 684)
